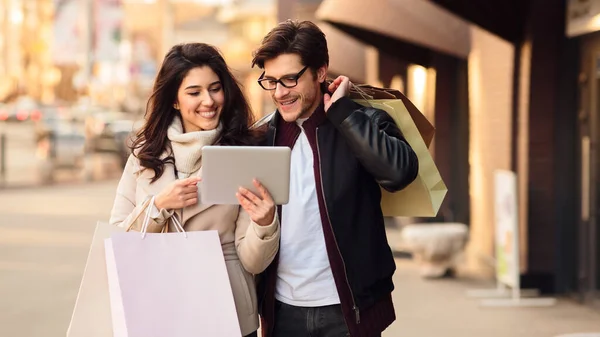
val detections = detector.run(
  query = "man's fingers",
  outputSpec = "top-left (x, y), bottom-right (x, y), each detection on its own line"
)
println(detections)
top-left (341, 77), bottom-right (351, 93)
top-left (330, 76), bottom-right (343, 89)
top-left (337, 76), bottom-right (349, 88)
top-left (328, 81), bottom-right (337, 92)
top-left (328, 77), bottom-right (342, 91)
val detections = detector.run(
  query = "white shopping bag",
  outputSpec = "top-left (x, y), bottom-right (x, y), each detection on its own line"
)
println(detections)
top-left (104, 199), bottom-right (241, 337)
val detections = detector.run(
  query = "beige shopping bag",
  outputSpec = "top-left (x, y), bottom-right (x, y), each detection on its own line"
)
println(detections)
top-left (353, 88), bottom-right (447, 217)
top-left (67, 198), bottom-right (171, 337)
top-left (66, 222), bottom-right (125, 337)
top-left (348, 84), bottom-right (435, 148)
top-left (104, 204), bottom-right (241, 337)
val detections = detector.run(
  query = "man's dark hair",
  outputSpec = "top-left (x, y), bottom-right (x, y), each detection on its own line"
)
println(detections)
top-left (252, 20), bottom-right (329, 71)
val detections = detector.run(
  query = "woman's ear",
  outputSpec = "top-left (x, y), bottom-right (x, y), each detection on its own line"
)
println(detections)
top-left (173, 102), bottom-right (179, 110)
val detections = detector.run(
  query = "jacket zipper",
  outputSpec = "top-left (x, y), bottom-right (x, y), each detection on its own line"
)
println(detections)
top-left (316, 127), bottom-right (360, 325)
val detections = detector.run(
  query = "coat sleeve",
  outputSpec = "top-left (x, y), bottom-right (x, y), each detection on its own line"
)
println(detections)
top-left (109, 154), bottom-right (173, 233)
top-left (234, 207), bottom-right (280, 275)
top-left (327, 96), bottom-right (419, 193)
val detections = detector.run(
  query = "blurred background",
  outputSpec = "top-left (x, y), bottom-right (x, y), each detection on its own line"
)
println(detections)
top-left (3, 0), bottom-right (600, 336)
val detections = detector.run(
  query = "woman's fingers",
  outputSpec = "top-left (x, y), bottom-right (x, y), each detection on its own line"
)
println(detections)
top-left (238, 187), bottom-right (262, 205)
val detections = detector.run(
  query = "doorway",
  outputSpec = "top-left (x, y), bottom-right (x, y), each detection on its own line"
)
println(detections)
top-left (578, 34), bottom-right (600, 308)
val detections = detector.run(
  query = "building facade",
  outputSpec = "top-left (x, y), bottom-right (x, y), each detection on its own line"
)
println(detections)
top-left (307, 0), bottom-right (599, 308)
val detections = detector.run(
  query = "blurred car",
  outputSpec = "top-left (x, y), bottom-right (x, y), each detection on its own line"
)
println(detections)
top-left (0, 103), bottom-right (8, 121)
top-left (34, 107), bottom-right (86, 183)
top-left (4, 96), bottom-right (42, 122)
top-left (34, 106), bottom-right (72, 140)
top-left (70, 103), bottom-right (107, 122)
top-left (84, 111), bottom-right (139, 167)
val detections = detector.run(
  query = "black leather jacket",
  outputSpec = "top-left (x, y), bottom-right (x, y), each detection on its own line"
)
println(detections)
top-left (259, 96), bottom-right (419, 336)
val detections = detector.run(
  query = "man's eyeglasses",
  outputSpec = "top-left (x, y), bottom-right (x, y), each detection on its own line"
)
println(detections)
top-left (257, 66), bottom-right (309, 91)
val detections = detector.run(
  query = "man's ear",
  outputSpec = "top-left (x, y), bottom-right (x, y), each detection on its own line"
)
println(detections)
top-left (317, 65), bottom-right (328, 83)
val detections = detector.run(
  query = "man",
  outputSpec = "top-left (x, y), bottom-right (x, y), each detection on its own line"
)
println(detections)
top-left (252, 20), bottom-right (419, 337)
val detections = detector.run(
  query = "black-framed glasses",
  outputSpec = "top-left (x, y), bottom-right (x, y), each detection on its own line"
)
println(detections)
top-left (257, 66), bottom-right (309, 90)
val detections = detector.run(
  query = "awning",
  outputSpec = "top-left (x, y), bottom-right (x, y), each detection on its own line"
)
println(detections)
top-left (319, 22), bottom-right (367, 83)
top-left (430, 0), bottom-right (525, 42)
top-left (316, 0), bottom-right (471, 60)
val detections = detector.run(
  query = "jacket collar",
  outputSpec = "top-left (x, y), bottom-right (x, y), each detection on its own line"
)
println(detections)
top-left (266, 101), bottom-right (327, 144)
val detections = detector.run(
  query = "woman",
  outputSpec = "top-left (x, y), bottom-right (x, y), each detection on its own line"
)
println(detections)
top-left (109, 43), bottom-right (279, 337)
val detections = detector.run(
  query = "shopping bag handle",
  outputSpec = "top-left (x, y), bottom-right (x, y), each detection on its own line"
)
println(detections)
top-left (344, 80), bottom-right (374, 108)
top-left (351, 84), bottom-right (373, 107)
top-left (325, 78), bottom-right (403, 104)
top-left (141, 196), bottom-right (187, 239)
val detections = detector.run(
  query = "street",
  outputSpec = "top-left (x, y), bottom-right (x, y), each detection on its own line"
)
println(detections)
top-left (1, 181), bottom-right (600, 337)
top-left (0, 181), bottom-right (117, 337)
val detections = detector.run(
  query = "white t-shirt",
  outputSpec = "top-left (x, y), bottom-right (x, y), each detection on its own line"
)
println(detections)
top-left (274, 119), bottom-right (340, 307)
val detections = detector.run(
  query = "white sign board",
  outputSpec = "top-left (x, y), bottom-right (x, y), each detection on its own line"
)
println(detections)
top-left (94, 0), bottom-right (124, 62)
top-left (566, 0), bottom-right (600, 37)
top-left (52, 0), bottom-right (83, 64)
top-left (494, 170), bottom-right (519, 289)
top-left (466, 171), bottom-right (556, 307)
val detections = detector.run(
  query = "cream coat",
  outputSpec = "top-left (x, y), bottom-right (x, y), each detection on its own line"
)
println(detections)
top-left (109, 154), bottom-right (280, 336)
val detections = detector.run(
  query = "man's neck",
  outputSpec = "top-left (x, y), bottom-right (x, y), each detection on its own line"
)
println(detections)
top-left (300, 93), bottom-right (324, 120)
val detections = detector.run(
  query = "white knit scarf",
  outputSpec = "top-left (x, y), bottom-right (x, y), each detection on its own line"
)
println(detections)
top-left (167, 116), bottom-right (222, 178)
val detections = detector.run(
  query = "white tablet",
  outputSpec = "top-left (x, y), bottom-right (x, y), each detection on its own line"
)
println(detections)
top-left (200, 146), bottom-right (291, 205)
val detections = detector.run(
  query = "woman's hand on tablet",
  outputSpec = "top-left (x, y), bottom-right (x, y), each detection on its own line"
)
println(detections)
top-left (155, 177), bottom-right (201, 210)
top-left (237, 179), bottom-right (276, 226)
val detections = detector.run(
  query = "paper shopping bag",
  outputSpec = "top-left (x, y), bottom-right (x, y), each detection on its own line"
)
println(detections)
top-left (354, 98), bottom-right (447, 217)
top-left (346, 83), bottom-right (436, 148)
top-left (67, 197), bottom-right (161, 337)
top-left (105, 229), bottom-right (241, 337)
top-left (67, 222), bottom-right (125, 337)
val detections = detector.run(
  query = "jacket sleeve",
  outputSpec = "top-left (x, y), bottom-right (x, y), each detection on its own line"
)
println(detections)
top-left (327, 96), bottom-right (419, 193)
top-left (109, 154), bottom-right (173, 233)
top-left (234, 208), bottom-right (280, 275)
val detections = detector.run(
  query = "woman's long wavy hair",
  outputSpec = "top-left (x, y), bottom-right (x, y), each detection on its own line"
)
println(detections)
top-left (131, 43), bottom-right (264, 182)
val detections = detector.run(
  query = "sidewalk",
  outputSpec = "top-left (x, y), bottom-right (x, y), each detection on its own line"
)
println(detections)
top-left (3, 180), bottom-right (599, 337)
top-left (383, 229), bottom-right (600, 337)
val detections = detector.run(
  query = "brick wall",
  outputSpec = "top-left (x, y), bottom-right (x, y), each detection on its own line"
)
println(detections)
top-left (467, 25), bottom-right (515, 276)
